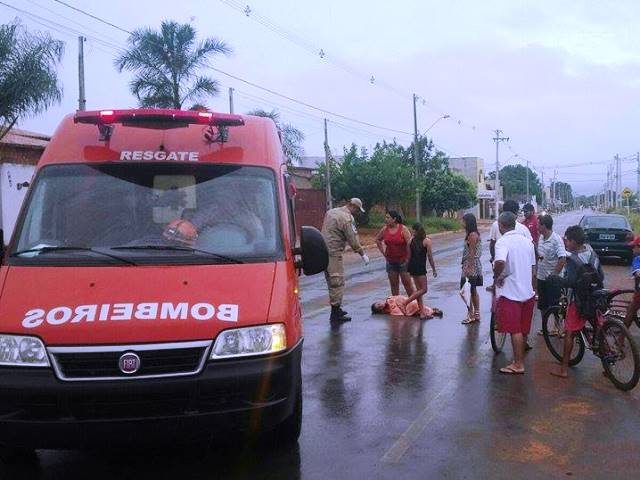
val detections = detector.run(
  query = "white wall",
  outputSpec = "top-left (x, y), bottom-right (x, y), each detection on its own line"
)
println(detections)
top-left (1, 164), bottom-right (35, 240)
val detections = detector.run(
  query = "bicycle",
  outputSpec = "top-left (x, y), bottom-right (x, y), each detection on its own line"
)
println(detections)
top-left (542, 288), bottom-right (640, 391)
top-left (489, 285), bottom-right (507, 353)
top-left (606, 289), bottom-right (640, 328)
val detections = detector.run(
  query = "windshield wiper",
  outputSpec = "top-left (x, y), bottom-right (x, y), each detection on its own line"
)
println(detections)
top-left (10, 246), bottom-right (137, 265)
top-left (110, 245), bottom-right (244, 264)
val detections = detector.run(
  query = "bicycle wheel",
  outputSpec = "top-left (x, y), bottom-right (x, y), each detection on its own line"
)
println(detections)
top-left (490, 310), bottom-right (507, 353)
top-left (599, 318), bottom-right (640, 391)
top-left (542, 306), bottom-right (585, 366)
top-left (607, 290), bottom-right (640, 328)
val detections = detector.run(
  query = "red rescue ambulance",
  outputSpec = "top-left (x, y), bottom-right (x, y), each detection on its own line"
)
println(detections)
top-left (0, 109), bottom-right (327, 456)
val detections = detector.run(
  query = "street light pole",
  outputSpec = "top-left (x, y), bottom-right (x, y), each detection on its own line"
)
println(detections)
top-left (423, 114), bottom-right (450, 136)
top-left (78, 36), bottom-right (86, 111)
top-left (413, 94), bottom-right (420, 222)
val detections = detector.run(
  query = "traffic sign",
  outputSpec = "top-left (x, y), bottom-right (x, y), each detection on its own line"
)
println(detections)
top-left (622, 187), bottom-right (633, 198)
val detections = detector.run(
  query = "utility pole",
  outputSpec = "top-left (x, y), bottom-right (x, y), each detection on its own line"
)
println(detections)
top-left (612, 162), bottom-right (615, 208)
top-left (413, 94), bottom-right (421, 222)
top-left (612, 161), bottom-right (615, 209)
top-left (324, 119), bottom-right (332, 210)
top-left (77, 36), bottom-right (86, 111)
top-left (228, 87), bottom-right (234, 114)
top-left (493, 129), bottom-right (509, 217)
top-left (553, 169), bottom-right (557, 209)
top-left (615, 154), bottom-right (620, 209)
top-left (541, 169), bottom-right (545, 207)
top-left (606, 165), bottom-right (611, 210)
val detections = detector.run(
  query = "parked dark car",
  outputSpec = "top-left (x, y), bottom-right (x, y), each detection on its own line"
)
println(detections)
top-left (579, 214), bottom-right (634, 263)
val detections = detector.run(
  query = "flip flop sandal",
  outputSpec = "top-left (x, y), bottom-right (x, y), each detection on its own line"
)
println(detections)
top-left (499, 366), bottom-right (525, 375)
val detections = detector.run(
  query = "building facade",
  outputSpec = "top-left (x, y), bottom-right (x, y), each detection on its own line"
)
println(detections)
top-left (0, 129), bottom-right (50, 237)
top-left (448, 156), bottom-right (498, 219)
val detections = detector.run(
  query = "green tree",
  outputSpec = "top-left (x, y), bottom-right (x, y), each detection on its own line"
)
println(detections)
top-left (404, 135), bottom-right (449, 177)
top-left (367, 141), bottom-right (416, 209)
top-left (313, 143), bottom-right (372, 208)
top-left (246, 109), bottom-right (305, 165)
top-left (115, 20), bottom-right (231, 109)
top-left (0, 21), bottom-right (64, 141)
top-left (312, 142), bottom-right (416, 222)
top-left (551, 181), bottom-right (573, 205)
top-left (404, 135), bottom-right (461, 214)
top-left (488, 164), bottom-right (542, 203)
top-left (422, 171), bottom-right (477, 216)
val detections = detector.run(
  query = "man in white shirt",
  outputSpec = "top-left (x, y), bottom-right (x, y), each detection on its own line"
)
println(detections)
top-left (493, 211), bottom-right (537, 375)
top-left (489, 199), bottom-right (532, 262)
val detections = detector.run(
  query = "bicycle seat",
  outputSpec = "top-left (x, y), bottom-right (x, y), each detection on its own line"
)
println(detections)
top-left (592, 289), bottom-right (610, 298)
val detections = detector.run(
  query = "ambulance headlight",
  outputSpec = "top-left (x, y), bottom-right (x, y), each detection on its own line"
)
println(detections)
top-left (0, 335), bottom-right (49, 367)
top-left (210, 324), bottom-right (287, 359)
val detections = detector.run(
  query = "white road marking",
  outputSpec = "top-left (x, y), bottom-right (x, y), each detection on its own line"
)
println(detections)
top-left (381, 379), bottom-right (458, 464)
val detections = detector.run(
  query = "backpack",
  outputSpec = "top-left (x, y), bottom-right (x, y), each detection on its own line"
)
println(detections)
top-left (568, 251), bottom-right (603, 321)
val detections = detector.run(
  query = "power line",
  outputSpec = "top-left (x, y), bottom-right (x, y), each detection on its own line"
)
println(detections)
top-left (234, 86), bottom-right (455, 151)
top-left (0, 0), bottom-right (123, 52)
top-left (232, 92), bottom-right (326, 132)
top-left (218, 0), bottom-right (410, 99)
top-left (52, 0), bottom-right (131, 34)
top-left (217, 0), bottom-right (491, 134)
top-left (12, 0), bottom-right (419, 139)
top-left (208, 66), bottom-right (413, 135)
top-left (10, 0), bottom-right (598, 168)
top-left (233, 88), bottom-right (414, 143)
top-left (25, 0), bottom-right (124, 47)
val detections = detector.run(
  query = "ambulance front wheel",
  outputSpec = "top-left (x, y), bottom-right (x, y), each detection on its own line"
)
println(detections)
top-left (0, 446), bottom-right (37, 465)
top-left (271, 373), bottom-right (302, 447)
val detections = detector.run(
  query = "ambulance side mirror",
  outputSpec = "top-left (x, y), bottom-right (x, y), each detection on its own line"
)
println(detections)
top-left (295, 226), bottom-right (328, 276)
top-left (0, 229), bottom-right (4, 259)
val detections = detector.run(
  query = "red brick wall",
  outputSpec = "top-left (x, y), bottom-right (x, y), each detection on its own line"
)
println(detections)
top-left (294, 189), bottom-right (326, 232)
top-left (0, 145), bottom-right (42, 165)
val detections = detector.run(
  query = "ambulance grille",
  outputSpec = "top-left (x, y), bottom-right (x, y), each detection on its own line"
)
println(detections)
top-left (48, 341), bottom-right (212, 381)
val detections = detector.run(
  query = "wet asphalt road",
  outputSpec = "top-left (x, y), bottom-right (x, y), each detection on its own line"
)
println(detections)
top-left (3, 211), bottom-right (640, 479)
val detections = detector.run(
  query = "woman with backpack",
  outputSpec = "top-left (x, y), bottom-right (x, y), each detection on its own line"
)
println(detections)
top-left (404, 223), bottom-right (438, 319)
top-left (550, 225), bottom-right (604, 379)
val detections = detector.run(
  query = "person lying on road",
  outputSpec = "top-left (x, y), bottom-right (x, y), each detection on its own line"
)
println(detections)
top-left (371, 296), bottom-right (443, 319)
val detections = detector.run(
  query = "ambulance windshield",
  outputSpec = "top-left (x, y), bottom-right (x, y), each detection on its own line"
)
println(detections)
top-left (11, 163), bottom-right (283, 265)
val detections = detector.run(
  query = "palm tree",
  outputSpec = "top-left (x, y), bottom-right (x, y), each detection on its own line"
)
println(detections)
top-left (0, 21), bottom-right (64, 141)
top-left (247, 109), bottom-right (305, 165)
top-left (115, 20), bottom-right (231, 109)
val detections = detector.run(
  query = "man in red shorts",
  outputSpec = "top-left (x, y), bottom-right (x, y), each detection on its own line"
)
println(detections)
top-left (493, 211), bottom-right (537, 374)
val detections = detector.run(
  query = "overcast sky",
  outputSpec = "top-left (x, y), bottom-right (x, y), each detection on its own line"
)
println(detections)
top-left (4, 0), bottom-right (640, 195)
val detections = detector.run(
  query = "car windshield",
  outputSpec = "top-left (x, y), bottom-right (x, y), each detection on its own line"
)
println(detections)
top-left (11, 163), bottom-right (282, 265)
top-left (582, 216), bottom-right (629, 229)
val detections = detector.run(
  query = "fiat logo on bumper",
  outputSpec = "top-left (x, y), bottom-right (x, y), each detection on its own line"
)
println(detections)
top-left (119, 352), bottom-right (141, 374)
